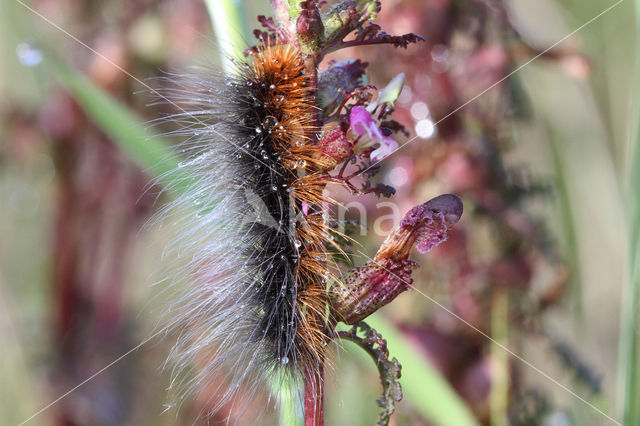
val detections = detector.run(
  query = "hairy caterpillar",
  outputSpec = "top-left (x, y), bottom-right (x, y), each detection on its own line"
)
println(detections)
top-left (158, 42), bottom-right (334, 419)
top-left (155, 2), bottom-right (463, 423)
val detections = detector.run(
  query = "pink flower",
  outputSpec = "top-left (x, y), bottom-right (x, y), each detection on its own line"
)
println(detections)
top-left (349, 105), bottom-right (399, 162)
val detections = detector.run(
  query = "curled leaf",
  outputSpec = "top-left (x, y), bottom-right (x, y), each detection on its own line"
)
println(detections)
top-left (317, 59), bottom-right (369, 112)
top-left (323, 0), bottom-right (381, 48)
top-left (338, 321), bottom-right (402, 426)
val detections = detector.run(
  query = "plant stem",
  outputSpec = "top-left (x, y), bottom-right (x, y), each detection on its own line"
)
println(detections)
top-left (304, 364), bottom-right (324, 426)
top-left (489, 287), bottom-right (509, 426)
top-left (302, 54), bottom-right (321, 144)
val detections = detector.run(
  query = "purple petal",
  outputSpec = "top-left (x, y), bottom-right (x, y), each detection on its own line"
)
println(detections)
top-left (350, 105), bottom-right (377, 137)
top-left (370, 136), bottom-right (399, 162)
top-left (401, 194), bottom-right (463, 254)
top-left (351, 106), bottom-right (399, 160)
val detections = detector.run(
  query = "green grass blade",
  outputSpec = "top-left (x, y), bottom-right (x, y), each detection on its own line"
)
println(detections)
top-left (204, 0), bottom-right (248, 74)
top-left (364, 314), bottom-right (480, 426)
top-left (546, 122), bottom-right (583, 316)
top-left (489, 289), bottom-right (509, 426)
top-left (55, 66), bottom-right (194, 193)
top-left (620, 2), bottom-right (640, 424)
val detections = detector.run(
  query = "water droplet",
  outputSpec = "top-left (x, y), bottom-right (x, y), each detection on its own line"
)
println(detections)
top-left (327, 234), bottom-right (334, 241)
top-left (269, 84), bottom-right (276, 90)
top-left (295, 240), bottom-right (302, 248)
top-left (281, 356), bottom-right (289, 365)
top-left (271, 185), bottom-right (278, 192)
top-left (255, 127), bottom-right (263, 134)
top-left (16, 41), bottom-right (43, 67)
top-left (263, 116), bottom-right (278, 129)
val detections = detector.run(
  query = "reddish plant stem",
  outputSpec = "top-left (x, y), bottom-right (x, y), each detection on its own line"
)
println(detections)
top-left (304, 56), bottom-right (321, 144)
top-left (304, 363), bottom-right (324, 426)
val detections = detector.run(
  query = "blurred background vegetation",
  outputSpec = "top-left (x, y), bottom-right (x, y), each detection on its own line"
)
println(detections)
top-left (0, 0), bottom-right (637, 425)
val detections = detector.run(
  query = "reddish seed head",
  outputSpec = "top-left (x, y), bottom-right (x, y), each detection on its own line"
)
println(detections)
top-left (331, 194), bottom-right (463, 324)
top-left (318, 127), bottom-right (353, 164)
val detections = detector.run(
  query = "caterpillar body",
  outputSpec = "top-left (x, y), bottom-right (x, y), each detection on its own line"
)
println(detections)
top-left (159, 43), bottom-right (333, 418)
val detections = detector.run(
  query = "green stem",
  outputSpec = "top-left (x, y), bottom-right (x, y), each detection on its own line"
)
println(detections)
top-left (489, 287), bottom-right (509, 426)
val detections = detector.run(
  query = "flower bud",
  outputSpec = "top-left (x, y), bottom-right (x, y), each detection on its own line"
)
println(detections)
top-left (366, 73), bottom-right (405, 113)
top-left (296, 2), bottom-right (325, 54)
